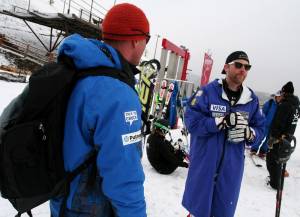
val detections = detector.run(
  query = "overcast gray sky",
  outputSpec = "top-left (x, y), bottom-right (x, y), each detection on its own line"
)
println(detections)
top-left (103, 0), bottom-right (300, 96)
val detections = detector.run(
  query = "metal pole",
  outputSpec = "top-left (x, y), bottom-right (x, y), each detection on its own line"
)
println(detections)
top-left (63, 0), bottom-right (67, 13)
top-left (114, 0), bottom-right (117, 5)
top-left (89, 0), bottom-right (94, 22)
top-left (153, 34), bottom-right (160, 59)
top-left (27, 0), bottom-right (31, 11)
top-left (68, 0), bottom-right (71, 14)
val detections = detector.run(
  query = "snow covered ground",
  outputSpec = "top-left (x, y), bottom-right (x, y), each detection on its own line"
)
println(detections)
top-left (0, 80), bottom-right (299, 217)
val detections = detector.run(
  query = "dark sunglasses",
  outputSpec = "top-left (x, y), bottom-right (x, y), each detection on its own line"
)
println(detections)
top-left (132, 29), bottom-right (151, 44)
top-left (229, 61), bottom-right (252, 71)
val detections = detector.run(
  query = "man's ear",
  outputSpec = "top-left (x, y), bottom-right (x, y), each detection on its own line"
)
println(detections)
top-left (223, 64), bottom-right (229, 73)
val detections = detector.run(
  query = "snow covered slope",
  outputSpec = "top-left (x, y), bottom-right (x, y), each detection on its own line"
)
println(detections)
top-left (0, 80), bottom-right (299, 217)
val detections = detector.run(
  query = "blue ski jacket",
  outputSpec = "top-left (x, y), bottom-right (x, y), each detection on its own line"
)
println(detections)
top-left (262, 99), bottom-right (277, 135)
top-left (50, 34), bottom-right (146, 217)
top-left (182, 79), bottom-right (265, 217)
top-left (251, 99), bottom-right (277, 152)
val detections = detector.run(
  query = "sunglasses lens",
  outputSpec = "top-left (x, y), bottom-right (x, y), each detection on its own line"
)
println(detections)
top-left (234, 62), bottom-right (243, 69)
top-left (244, 64), bottom-right (251, 71)
top-left (232, 62), bottom-right (251, 71)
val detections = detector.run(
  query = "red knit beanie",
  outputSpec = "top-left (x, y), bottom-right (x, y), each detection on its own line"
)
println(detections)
top-left (102, 3), bottom-right (150, 41)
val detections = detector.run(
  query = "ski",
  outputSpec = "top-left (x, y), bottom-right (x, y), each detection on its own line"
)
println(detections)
top-left (138, 59), bottom-right (160, 136)
top-left (139, 59), bottom-right (160, 121)
top-left (155, 79), bottom-right (168, 117)
top-left (161, 82), bottom-right (174, 118)
top-left (250, 154), bottom-right (263, 167)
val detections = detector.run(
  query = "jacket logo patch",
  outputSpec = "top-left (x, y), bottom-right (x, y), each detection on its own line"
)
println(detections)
top-left (196, 90), bottom-right (203, 96)
top-left (124, 111), bottom-right (138, 125)
top-left (122, 130), bottom-right (142, 146)
top-left (212, 112), bottom-right (225, 118)
top-left (210, 104), bottom-right (226, 112)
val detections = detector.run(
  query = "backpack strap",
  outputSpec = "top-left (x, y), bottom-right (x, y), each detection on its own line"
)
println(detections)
top-left (76, 48), bottom-right (137, 92)
top-left (58, 149), bottom-right (98, 217)
top-left (77, 66), bottom-right (136, 92)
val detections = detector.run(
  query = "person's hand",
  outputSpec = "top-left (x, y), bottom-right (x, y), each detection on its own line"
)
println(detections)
top-left (268, 136), bottom-right (281, 149)
top-left (228, 126), bottom-right (255, 143)
top-left (215, 112), bottom-right (247, 130)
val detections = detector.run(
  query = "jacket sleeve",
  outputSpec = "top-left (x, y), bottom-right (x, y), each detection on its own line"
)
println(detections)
top-left (262, 99), bottom-right (272, 115)
top-left (87, 80), bottom-right (146, 217)
top-left (248, 98), bottom-right (265, 145)
top-left (184, 89), bottom-right (220, 137)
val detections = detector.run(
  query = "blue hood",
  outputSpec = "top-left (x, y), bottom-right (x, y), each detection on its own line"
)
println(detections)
top-left (58, 34), bottom-right (122, 70)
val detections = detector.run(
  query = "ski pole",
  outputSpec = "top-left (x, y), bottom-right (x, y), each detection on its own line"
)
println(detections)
top-left (275, 162), bottom-right (286, 217)
top-left (275, 136), bottom-right (296, 217)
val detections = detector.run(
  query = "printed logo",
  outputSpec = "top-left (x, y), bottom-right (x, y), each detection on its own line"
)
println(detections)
top-left (210, 104), bottom-right (226, 112)
top-left (292, 109), bottom-right (299, 125)
top-left (212, 112), bottom-right (225, 118)
top-left (124, 111), bottom-right (138, 125)
top-left (191, 98), bottom-right (197, 106)
top-left (196, 90), bottom-right (203, 97)
top-left (122, 130), bottom-right (142, 146)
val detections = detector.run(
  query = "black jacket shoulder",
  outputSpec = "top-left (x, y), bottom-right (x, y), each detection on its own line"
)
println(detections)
top-left (270, 95), bottom-right (300, 138)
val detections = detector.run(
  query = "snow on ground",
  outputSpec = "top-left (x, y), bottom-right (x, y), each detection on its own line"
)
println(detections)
top-left (0, 80), bottom-right (299, 217)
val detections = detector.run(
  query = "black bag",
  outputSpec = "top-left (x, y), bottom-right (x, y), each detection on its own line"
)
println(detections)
top-left (0, 56), bottom-right (135, 216)
top-left (275, 136), bottom-right (297, 164)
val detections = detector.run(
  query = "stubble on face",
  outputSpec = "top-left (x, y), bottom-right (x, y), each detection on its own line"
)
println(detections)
top-left (226, 61), bottom-right (249, 86)
top-left (230, 71), bottom-right (247, 85)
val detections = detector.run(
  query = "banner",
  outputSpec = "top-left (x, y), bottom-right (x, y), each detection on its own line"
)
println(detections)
top-left (200, 53), bottom-right (213, 86)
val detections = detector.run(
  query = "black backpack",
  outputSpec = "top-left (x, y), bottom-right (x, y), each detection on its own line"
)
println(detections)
top-left (0, 55), bottom-right (135, 216)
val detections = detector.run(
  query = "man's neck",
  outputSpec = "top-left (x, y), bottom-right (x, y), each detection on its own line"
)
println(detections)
top-left (225, 78), bottom-right (241, 91)
top-left (222, 79), bottom-right (243, 105)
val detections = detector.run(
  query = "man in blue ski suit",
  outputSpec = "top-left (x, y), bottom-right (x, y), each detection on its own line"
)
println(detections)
top-left (250, 91), bottom-right (282, 156)
top-left (50, 3), bottom-right (150, 217)
top-left (182, 51), bottom-right (265, 217)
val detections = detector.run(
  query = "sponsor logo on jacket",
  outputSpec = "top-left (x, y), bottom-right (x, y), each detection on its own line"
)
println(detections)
top-left (210, 104), bottom-right (226, 112)
top-left (122, 130), bottom-right (142, 145)
top-left (124, 111), bottom-right (138, 125)
top-left (292, 109), bottom-right (299, 125)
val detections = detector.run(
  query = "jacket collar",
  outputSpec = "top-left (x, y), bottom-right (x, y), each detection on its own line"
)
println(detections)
top-left (217, 79), bottom-right (253, 105)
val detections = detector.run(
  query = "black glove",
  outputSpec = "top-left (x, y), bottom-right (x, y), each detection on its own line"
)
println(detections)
top-left (228, 126), bottom-right (255, 143)
top-left (268, 136), bottom-right (280, 149)
top-left (216, 112), bottom-right (248, 130)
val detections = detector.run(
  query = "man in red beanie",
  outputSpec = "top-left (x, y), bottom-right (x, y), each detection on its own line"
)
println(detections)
top-left (50, 3), bottom-right (150, 217)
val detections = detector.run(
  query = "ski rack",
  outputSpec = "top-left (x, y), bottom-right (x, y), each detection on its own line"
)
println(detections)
top-left (154, 39), bottom-right (192, 92)
top-left (151, 38), bottom-right (194, 118)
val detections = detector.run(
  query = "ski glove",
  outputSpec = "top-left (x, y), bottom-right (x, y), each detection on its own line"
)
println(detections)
top-left (215, 112), bottom-right (248, 130)
top-left (228, 126), bottom-right (255, 143)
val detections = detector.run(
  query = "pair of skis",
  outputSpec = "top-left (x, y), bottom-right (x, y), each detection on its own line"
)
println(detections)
top-left (155, 79), bottom-right (174, 120)
top-left (138, 59), bottom-right (160, 136)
